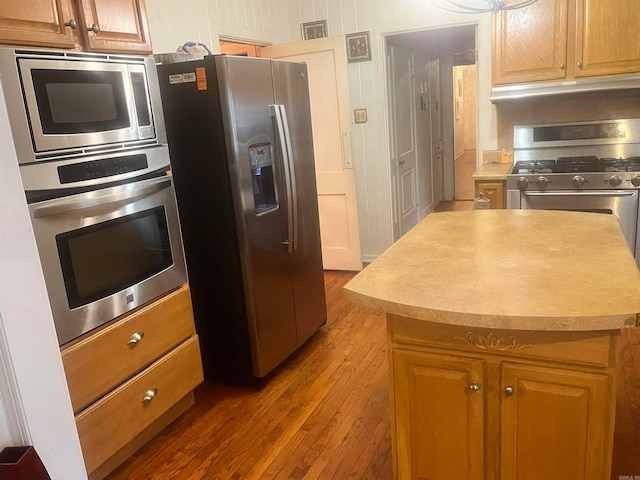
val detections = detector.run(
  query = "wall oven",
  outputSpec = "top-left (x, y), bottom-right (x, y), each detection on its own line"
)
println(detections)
top-left (507, 119), bottom-right (640, 267)
top-left (0, 48), bottom-right (187, 346)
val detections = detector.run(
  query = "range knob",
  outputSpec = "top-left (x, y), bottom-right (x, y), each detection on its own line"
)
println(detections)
top-left (608, 175), bottom-right (622, 187)
top-left (632, 175), bottom-right (640, 187)
top-left (516, 177), bottom-right (529, 190)
top-left (536, 176), bottom-right (549, 188)
top-left (572, 175), bottom-right (585, 188)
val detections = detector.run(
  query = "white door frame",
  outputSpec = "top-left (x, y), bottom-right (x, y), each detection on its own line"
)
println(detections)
top-left (379, 21), bottom-right (482, 222)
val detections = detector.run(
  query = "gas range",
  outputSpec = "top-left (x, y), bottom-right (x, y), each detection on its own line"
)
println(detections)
top-left (507, 119), bottom-right (640, 191)
top-left (508, 156), bottom-right (640, 190)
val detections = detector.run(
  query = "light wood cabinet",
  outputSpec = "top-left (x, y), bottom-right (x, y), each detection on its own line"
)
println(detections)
top-left (61, 285), bottom-right (204, 480)
top-left (493, 0), bottom-right (640, 85)
top-left (0, 0), bottom-right (77, 48)
top-left (0, 0), bottom-right (152, 53)
top-left (388, 315), bottom-right (617, 480)
top-left (475, 180), bottom-right (505, 209)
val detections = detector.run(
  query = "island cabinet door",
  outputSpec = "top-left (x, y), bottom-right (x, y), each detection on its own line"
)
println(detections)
top-left (392, 349), bottom-right (484, 480)
top-left (500, 363), bottom-right (613, 480)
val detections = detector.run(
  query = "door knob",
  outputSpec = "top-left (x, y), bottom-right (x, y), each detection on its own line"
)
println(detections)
top-left (577, 62), bottom-right (583, 69)
top-left (65, 19), bottom-right (77, 29)
top-left (88, 24), bottom-right (100, 33)
top-left (469, 380), bottom-right (481, 391)
top-left (505, 385), bottom-right (514, 396)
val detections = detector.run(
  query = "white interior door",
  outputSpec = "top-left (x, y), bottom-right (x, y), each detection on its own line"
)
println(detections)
top-left (388, 45), bottom-right (419, 238)
top-left (260, 37), bottom-right (362, 271)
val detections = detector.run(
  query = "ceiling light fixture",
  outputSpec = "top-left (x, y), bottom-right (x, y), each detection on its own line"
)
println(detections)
top-left (432, 0), bottom-right (538, 13)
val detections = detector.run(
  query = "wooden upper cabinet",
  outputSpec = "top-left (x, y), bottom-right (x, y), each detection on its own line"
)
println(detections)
top-left (493, 0), bottom-right (569, 85)
top-left (494, 0), bottom-right (640, 85)
top-left (0, 0), bottom-right (79, 49)
top-left (0, 0), bottom-right (151, 53)
top-left (76, 0), bottom-right (152, 54)
top-left (576, 0), bottom-right (640, 77)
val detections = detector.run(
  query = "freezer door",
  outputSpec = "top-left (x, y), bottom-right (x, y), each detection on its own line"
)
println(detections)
top-left (216, 56), bottom-right (298, 377)
top-left (272, 60), bottom-right (327, 344)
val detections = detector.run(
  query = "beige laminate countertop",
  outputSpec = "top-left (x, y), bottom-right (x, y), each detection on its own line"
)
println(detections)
top-left (472, 162), bottom-right (512, 181)
top-left (344, 210), bottom-right (640, 331)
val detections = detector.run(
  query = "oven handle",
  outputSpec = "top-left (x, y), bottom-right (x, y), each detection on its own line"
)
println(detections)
top-left (32, 177), bottom-right (172, 218)
top-left (524, 191), bottom-right (637, 197)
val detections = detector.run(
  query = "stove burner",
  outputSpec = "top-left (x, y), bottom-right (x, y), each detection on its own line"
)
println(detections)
top-left (511, 160), bottom-right (555, 175)
top-left (512, 156), bottom-right (640, 174)
top-left (555, 155), bottom-right (599, 173)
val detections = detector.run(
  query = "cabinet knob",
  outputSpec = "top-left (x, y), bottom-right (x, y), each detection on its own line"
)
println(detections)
top-left (469, 380), bottom-right (481, 391)
top-left (88, 24), bottom-right (100, 34)
top-left (141, 388), bottom-right (158, 403)
top-left (559, 63), bottom-right (565, 70)
top-left (127, 331), bottom-right (145, 345)
top-left (65, 19), bottom-right (78, 29)
top-left (577, 62), bottom-right (583, 69)
top-left (505, 385), bottom-right (514, 396)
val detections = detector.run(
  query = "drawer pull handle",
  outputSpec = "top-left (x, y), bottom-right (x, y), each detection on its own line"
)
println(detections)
top-left (127, 332), bottom-right (145, 345)
top-left (505, 386), bottom-right (514, 396)
top-left (142, 388), bottom-right (158, 403)
top-left (469, 380), bottom-right (481, 391)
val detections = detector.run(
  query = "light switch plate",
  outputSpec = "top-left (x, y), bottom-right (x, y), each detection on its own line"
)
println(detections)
top-left (354, 108), bottom-right (367, 124)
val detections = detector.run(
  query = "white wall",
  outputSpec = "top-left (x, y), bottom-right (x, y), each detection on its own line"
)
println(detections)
top-left (147, 0), bottom-right (499, 263)
top-left (0, 85), bottom-right (86, 478)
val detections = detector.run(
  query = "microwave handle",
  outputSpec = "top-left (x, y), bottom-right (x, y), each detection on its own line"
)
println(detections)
top-left (32, 177), bottom-right (172, 218)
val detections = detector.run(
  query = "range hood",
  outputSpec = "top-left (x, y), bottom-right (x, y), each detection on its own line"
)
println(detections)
top-left (490, 75), bottom-right (640, 102)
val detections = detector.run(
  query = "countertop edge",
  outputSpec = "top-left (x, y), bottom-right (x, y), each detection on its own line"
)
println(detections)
top-left (343, 288), bottom-right (638, 332)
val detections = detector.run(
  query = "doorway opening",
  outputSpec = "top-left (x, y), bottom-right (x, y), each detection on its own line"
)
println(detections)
top-left (385, 25), bottom-right (477, 239)
top-left (219, 39), bottom-right (262, 57)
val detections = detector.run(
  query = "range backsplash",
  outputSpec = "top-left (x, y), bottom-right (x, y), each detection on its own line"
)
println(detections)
top-left (497, 90), bottom-right (640, 148)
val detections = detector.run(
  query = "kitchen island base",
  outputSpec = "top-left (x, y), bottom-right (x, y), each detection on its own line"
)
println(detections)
top-left (388, 314), bottom-right (618, 480)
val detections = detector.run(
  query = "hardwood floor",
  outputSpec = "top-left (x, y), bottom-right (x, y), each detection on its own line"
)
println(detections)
top-left (106, 270), bottom-right (640, 479)
top-left (106, 271), bottom-right (391, 480)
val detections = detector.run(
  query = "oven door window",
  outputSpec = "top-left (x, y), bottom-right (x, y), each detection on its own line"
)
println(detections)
top-left (56, 206), bottom-right (173, 309)
top-left (31, 69), bottom-right (130, 134)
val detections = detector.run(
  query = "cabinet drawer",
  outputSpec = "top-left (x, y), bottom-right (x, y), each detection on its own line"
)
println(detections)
top-left (62, 285), bottom-right (195, 412)
top-left (389, 315), bottom-right (615, 367)
top-left (76, 335), bottom-right (203, 475)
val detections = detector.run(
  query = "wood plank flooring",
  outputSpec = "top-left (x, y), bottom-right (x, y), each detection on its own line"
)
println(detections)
top-left (106, 270), bottom-right (640, 480)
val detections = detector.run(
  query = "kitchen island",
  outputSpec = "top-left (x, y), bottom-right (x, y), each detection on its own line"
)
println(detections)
top-left (344, 210), bottom-right (640, 480)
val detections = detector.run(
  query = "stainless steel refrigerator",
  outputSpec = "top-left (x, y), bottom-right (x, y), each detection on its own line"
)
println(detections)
top-left (157, 55), bottom-right (327, 386)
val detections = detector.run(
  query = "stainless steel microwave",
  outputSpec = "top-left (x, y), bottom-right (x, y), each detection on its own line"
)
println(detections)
top-left (0, 48), bottom-right (166, 164)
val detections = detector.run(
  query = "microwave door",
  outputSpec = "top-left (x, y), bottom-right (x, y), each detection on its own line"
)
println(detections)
top-left (18, 57), bottom-right (155, 155)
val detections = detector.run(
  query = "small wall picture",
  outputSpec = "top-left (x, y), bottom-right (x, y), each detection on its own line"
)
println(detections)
top-left (301, 20), bottom-right (328, 40)
top-left (346, 32), bottom-right (371, 63)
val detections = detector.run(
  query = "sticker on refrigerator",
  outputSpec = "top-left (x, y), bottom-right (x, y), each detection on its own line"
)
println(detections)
top-left (196, 67), bottom-right (207, 91)
top-left (168, 72), bottom-right (197, 84)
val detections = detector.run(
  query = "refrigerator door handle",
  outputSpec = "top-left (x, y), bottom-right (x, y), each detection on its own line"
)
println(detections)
top-left (278, 104), bottom-right (299, 251)
top-left (270, 104), bottom-right (294, 252)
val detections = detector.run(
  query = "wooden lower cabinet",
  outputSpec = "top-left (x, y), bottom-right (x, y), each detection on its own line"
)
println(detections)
top-left (393, 350), bottom-right (484, 480)
top-left (475, 181), bottom-right (505, 209)
top-left (388, 315), bottom-right (617, 480)
top-left (61, 285), bottom-right (204, 479)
